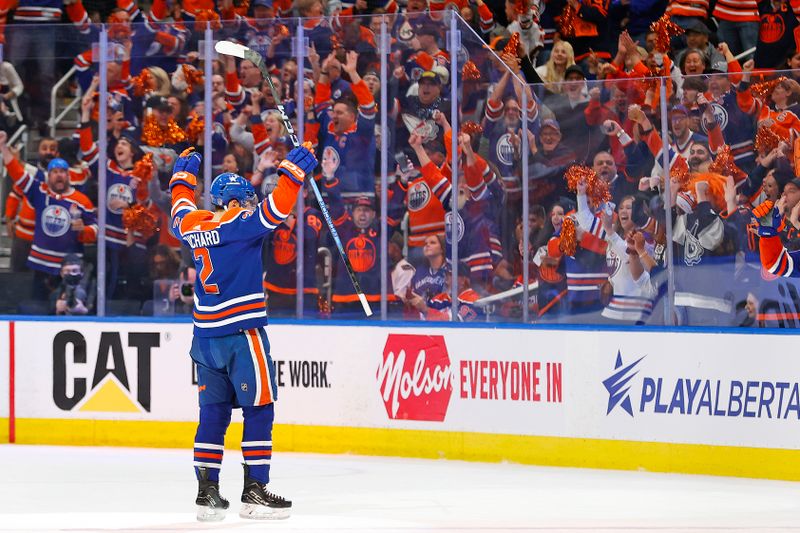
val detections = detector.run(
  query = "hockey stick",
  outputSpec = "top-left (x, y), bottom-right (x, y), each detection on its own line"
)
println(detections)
top-left (215, 40), bottom-right (373, 317)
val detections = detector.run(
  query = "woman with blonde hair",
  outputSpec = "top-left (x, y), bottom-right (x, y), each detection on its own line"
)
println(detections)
top-left (535, 41), bottom-right (576, 94)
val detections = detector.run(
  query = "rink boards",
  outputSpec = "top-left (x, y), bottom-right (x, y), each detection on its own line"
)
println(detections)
top-left (1, 318), bottom-right (799, 480)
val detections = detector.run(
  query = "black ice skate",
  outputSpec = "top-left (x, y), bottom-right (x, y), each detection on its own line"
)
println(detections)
top-left (195, 467), bottom-right (229, 522)
top-left (239, 464), bottom-right (292, 520)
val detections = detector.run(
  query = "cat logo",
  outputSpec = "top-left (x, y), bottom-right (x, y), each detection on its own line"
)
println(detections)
top-left (52, 330), bottom-right (160, 413)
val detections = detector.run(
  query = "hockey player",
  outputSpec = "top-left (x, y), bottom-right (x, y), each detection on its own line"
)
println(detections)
top-left (169, 142), bottom-right (317, 521)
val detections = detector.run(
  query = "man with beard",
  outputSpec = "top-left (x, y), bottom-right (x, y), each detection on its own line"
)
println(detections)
top-left (0, 131), bottom-right (97, 303)
top-left (592, 151), bottom-right (638, 206)
top-left (644, 106), bottom-right (710, 177)
top-left (484, 63), bottom-right (540, 201)
top-left (5, 136), bottom-right (63, 272)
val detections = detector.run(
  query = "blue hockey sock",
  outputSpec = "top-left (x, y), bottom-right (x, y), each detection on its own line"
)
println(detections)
top-left (241, 403), bottom-right (274, 484)
top-left (194, 402), bottom-right (232, 482)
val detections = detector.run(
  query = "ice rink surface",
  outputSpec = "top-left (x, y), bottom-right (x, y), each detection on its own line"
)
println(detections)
top-left (0, 444), bottom-right (798, 533)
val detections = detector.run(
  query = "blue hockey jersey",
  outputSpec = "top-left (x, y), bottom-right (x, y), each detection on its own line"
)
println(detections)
top-left (170, 165), bottom-right (302, 337)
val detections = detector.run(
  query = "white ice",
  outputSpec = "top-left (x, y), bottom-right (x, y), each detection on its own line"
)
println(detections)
top-left (0, 444), bottom-right (798, 532)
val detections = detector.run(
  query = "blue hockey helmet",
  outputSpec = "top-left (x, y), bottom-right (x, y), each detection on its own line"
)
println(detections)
top-left (210, 172), bottom-right (257, 209)
top-left (47, 158), bottom-right (70, 172)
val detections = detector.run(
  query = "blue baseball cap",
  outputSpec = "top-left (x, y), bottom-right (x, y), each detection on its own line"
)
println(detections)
top-left (47, 158), bottom-right (69, 172)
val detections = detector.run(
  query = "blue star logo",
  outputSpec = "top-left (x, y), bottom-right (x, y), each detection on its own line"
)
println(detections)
top-left (602, 351), bottom-right (645, 417)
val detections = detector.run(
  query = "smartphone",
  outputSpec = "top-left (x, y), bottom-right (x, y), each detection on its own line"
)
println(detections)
top-left (395, 152), bottom-right (412, 171)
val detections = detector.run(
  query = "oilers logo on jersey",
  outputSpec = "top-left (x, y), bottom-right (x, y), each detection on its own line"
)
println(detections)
top-left (272, 228), bottom-right (297, 265)
top-left (444, 211), bottom-right (465, 244)
top-left (407, 181), bottom-right (432, 211)
top-left (42, 205), bottom-right (72, 237)
top-left (701, 103), bottom-right (728, 134)
top-left (495, 133), bottom-right (516, 167)
top-left (346, 233), bottom-right (377, 272)
top-left (107, 183), bottom-right (134, 215)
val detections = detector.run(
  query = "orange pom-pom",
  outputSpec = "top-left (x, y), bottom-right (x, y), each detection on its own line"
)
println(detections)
top-left (500, 33), bottom-right (522, 67)
top-left (559, 217), bottom-right (577, 256)
top-left (122, 204), bottom-right (158, 238)
top-left (462, 121), bottom-right (483, 136)
top-left (132, 69), bottom-right (155, 98)
top-left (186, 114), bottom-right (205, 143)
top-left (194, 9), bottom-right (221, 31)
top-left (708, 144), bottom-right (746, 182)
top-left (131, 153), bottom-right (154, 183)
top-left (462, 60), bottom-right (481, 81)
top-left (649, 14), bottom-right (684, 54)
top-left (141, 114), bottom-right (188, 147)
top-left (564, 164), bottom-right (611, 208)
top-left (755, 126), bottom-right (782, 154)
top-left (751, 77), bottom-right (787, 101)
top-left (670, 159), bottom-right (691, 190)
top-left (555, 5), bottom-right (576, 38)
top-left (277, 24), bottom-right (290, 38)
top-left (182, 65), bottom-right (204, 95)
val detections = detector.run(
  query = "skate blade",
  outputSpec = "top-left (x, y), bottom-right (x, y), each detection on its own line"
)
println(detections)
top-left (197, 505), bottom-right (227, 522)
top-left (239, 502), bottom-right (291, 520)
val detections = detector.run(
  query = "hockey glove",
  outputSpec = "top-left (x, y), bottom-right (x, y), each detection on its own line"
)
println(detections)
top-left (753, 204), bottom-right (783, 237)
top-left (173, 147), bottom-right (202, 177)
top-left (278, 144), bottom-right (317, 185)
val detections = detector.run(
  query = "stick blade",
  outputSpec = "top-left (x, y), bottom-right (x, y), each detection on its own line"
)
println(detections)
top-left (214, 41), bottom-right (247, 58)
top-left (358, 293), bottom-right (374, 317)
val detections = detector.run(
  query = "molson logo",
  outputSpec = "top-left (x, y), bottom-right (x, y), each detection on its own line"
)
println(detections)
top-left (377, 334), bottom-right (453, 421)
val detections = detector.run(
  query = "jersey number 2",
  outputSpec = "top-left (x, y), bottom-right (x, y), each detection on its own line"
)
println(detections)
top-left (193, 247), bottom-right (219, 294)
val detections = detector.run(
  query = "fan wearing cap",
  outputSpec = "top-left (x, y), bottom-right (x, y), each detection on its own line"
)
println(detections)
top-left (543, 65), bottom-right (595, 162)
top-left (52, 253), bottom-right (94, 316)
top-left (321, 166), bottom-right (387, 314)
top-left (0, 131), bottom-right (98, 301)
top-left (635, 105), bottom-right (709, 178)
top-left (315, 49), bottom-right (377, 196)
top-left (396, 67), bottom-right (453, 151)
top-left (674, 21), bottom-right (726, 74)
top-left (5, 133), bottom-right (86, 272)
top-left (261, 185), bottom-right (324, 317)
top-left (529, 118), bottom-right (578, 207)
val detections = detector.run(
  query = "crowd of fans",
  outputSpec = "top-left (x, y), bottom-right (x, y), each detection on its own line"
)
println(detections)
top-left (2, 0), bottom-right (800, 326)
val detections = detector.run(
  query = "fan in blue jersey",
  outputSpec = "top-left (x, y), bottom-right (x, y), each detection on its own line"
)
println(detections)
top-left (169, 142), bottom-right (317, 522)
